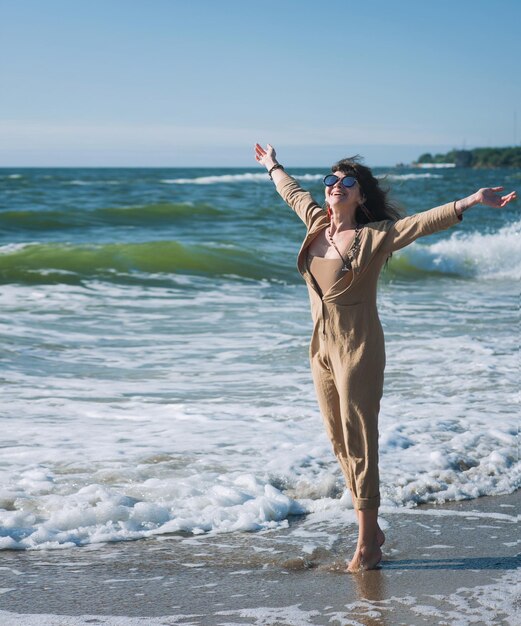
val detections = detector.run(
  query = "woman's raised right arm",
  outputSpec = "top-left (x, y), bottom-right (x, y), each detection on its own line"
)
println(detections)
top-left (254, 143), bottom-right (324, 228)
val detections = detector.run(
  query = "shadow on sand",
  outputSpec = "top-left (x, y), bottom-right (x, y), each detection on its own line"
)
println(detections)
top-left (382, 554), bottom-right (520, 570)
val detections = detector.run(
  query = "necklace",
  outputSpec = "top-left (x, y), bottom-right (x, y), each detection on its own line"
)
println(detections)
top-left (327, 225), bottom-right (361, 272)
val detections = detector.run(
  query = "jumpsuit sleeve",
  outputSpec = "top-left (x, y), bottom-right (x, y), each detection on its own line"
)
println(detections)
top-left (274, 171), bottom-right (325, 230)
top-left (382, 201), bottom-right (462, 253)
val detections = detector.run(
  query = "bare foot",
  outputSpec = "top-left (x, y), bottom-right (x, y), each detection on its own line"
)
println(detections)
top-left (347, 541), bottom-right (382, 572)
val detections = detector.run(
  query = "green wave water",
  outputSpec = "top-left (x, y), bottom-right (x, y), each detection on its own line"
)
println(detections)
top-left (0, 202), bottom-right (222, 232)
top-left (1, 167), bottom-right (519, 285)
top-left (0, 238), bottom-right (503, 285)
top-left (0, 240), bottom-right (294, 284)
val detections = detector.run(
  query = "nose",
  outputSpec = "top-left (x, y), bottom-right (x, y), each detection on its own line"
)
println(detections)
top-left (332, 179), bottom-right (346, 192)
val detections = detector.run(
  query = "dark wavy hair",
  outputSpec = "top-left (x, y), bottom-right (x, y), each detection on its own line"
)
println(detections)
top-left (328, 156), bottom-right (403, 224)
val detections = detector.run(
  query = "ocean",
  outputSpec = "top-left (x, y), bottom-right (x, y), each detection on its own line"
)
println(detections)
top-left (0, 165), bottom-right (519, 550)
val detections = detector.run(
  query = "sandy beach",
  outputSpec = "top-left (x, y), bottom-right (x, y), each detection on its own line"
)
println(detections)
top-left (1, 491), bottom-right (518, 625)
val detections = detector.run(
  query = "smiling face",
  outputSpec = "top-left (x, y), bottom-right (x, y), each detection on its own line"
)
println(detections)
top-left (325, 170), bottom-right (364, 212)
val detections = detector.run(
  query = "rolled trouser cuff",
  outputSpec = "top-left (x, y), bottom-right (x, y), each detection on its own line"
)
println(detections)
top-left (354, 494), bottom-right (380, 510)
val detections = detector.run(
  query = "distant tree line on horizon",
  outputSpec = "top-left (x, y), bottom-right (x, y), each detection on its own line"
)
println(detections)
top-left (415, 146), bottom-right (521, 168)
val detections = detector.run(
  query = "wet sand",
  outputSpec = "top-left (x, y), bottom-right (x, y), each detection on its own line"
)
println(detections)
top-left (0, 491), bottom-right (519, 625)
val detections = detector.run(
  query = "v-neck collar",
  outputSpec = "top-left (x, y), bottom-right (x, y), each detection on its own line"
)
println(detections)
top-left (298, 223), bottom-right (366, 300)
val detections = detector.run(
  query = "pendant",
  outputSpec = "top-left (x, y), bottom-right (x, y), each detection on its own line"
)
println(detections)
top-left (341, 265), bottom-right (350, 273)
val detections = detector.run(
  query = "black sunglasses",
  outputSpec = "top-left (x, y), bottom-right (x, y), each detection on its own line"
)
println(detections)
top-left (323, 174), bottom-right (357, 188)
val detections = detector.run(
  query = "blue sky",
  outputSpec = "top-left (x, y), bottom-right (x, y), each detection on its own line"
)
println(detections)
top-left (1, 0), bottom-right (519, 166)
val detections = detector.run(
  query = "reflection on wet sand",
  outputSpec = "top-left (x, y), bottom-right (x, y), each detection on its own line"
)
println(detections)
top-left (349, 569), bottom-right (389, 626)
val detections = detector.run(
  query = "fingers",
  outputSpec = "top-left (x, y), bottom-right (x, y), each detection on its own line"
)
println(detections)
top-left (491, 186), bottom-right (504, 191)
top-left (499, 191), bottom-right (518, 207)
top-left (490, 190), bottom-right (517, 208)
top-left (254, 143), bottom-right (267, 161)
top-left (254, 142), bottom-right (276, 164)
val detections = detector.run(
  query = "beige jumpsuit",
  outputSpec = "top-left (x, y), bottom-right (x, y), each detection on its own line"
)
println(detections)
top-left (275, 171), bottom-right (462, 510)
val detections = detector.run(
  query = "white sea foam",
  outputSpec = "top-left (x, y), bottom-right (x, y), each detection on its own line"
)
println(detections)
top-left (162, 172), bottom-right (445, 185)
top-left (0, 242), bottom-right (32, 254)
top-left (0, 474), bottom-right (304, 549)
top-left (162, 173), bottom-right (324, 184)
top-left (293, 174), bottom-right (324, 181)
top-left (68, 179), bottom-right (122, 185)
top-left (398, 218), bottom-right (521, 279)
top-left (217, 605), bottom-right (322, 625)
top-left (162, 173), bottom-right (270, 184)
top-left (0, 256), bottom-right (518, 549)
top-left (416, 162), bottom-right (456, 168)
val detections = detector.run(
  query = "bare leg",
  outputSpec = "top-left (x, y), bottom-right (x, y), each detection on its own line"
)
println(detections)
top-left (347, 508), bottom-right (383, 572)
top-left (351, 495), bottom-right (385, 547)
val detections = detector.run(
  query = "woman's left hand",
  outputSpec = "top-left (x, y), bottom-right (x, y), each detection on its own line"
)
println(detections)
top-left (474, 187), bottom-right (517, 208)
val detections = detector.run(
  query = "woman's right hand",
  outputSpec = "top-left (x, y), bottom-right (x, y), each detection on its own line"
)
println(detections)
top-left (254, 143), bottom-right (277, 170)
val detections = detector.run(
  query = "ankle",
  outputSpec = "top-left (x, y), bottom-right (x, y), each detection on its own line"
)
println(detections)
top-left (358, 531), bottom-right (379, 544)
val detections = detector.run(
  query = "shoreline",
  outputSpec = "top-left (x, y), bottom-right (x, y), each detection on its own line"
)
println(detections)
top-left (1, 491), bottom-right (519, 625)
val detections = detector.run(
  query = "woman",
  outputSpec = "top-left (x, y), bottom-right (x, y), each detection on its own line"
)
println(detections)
top-left (254, 142), bottom-right (517, 572)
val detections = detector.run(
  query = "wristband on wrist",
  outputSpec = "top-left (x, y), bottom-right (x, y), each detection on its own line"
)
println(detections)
top-left (268, 163), bottom-right (284, 179)
top-left (454, 200), bottom-right (463, 221)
